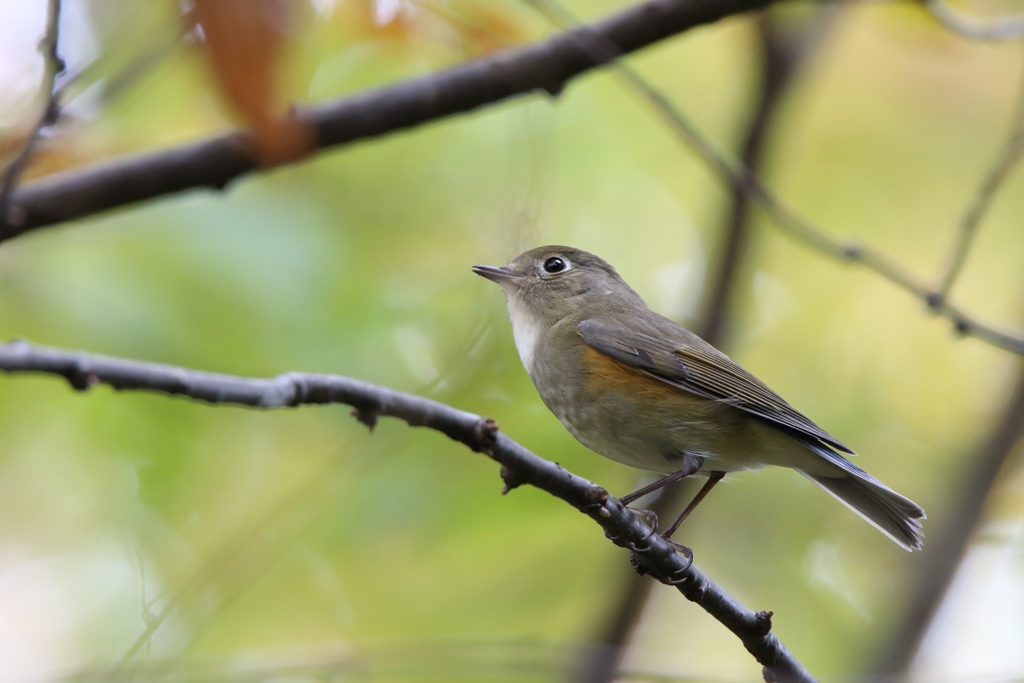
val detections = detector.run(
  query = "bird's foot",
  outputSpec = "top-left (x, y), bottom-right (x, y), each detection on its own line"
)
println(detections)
top-left (606, 508), bottom-right (659, 552)
top-left (629, 507), bottom-right (658, 531)
top-left (664, 540), bottom-right (694, 577)
top-left (665, 539), bottom-right (693, 560)
top-left (628, 537), bottom-right (694, 581)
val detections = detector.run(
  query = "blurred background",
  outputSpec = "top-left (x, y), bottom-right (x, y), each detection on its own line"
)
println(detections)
top-left (1, 0), bottom-right (1023, 681)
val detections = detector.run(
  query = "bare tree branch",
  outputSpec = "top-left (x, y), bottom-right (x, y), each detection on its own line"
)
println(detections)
top-left (3, 0), bottom-right (771, 240)
top-left (934, 67), bottom-right (1024, 305)
top-left (0, 0), bottom-right (65, 227)
top-left (525, 0), bottom-right (1024, 358)
top-left (0, 339), bottom-right (815, 683)
top-left (924, 0), bottom-right (1024, 41)
top-left (868, 361), bottom-right (1024, 674)
top-left (4, 0), bottom-right (1022, 358)
top-left (699, 7), bottom-right (839, 343)
top-left (595, 39), bottom-right (1024, 356)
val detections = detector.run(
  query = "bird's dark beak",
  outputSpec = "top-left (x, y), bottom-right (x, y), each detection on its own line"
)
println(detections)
top-left (472, 265), bottom-right (522, 284)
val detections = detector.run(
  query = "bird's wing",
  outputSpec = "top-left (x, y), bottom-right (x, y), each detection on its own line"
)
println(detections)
top-left (577, 317), bottom-right (855, 455)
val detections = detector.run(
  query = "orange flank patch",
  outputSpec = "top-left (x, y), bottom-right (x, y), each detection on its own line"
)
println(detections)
top-left (580, 346), bottom-right (703, 408)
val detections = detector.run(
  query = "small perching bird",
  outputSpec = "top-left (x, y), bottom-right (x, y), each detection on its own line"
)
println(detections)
top-left (474, 246), bottom-right (925, 552)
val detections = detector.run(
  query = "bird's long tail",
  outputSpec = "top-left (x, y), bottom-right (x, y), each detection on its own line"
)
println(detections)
top-left (801, 470), bottom-right (925, 551)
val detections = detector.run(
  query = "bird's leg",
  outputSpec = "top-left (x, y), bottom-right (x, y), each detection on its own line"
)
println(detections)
top-left (619, 461), bottom-right (702, 507)
top-left (619, 459), bottom-right (703, 534)
top-left (663, 471), bottom-right (725, 540)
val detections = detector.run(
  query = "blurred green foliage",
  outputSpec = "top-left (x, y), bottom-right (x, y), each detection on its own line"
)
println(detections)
top-left (0, 0), bottom-right (1023, 680)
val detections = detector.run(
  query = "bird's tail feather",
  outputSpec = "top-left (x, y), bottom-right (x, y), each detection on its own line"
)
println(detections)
top-left (801, 471), bottom-right (925, 551)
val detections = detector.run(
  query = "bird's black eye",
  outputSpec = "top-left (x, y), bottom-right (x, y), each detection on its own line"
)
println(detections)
top-left (543, 257), bottom-right (566, 274)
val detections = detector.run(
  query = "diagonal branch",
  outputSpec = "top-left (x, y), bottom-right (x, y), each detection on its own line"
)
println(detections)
top-left (0, 339), bottom-right (814, 683)
top-left (0, 0), bottom-right (65, 227)
top-left (511, 0), bottom-right (1024, 358)
top-left (698, 7), bottom-right (839, 344)
top-left (3, 0), bottom-right (771, 240)
top-left (934, 67), bottom-right (1024, 304)
top-left (589, 46), bottom-right (1024, 356)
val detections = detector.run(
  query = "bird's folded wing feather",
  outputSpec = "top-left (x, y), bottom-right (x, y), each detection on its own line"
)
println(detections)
top-left (577, 317), bottom-right (855, 455)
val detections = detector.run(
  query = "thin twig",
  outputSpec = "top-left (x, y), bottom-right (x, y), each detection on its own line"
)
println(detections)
top-left (0, 0), bottom-right (65, 227)
top-left (603, 37), bottom-right (1024, 356)
top-left (0, 35), bottom-right (168, 170)
top-left (627, 76), bottom-right (1024, 355)
top-left (934, 65), bottom-right (1024, 304)
top-left (924, 0), bottom-right (1024, 41)
top-left (0, 339), bottom-right (815, 683)
top-left (699, 7), bottom-right (840, 343)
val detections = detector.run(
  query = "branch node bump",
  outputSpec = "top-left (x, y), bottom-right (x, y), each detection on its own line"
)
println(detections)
top-left (754, 610), bottom-right (775, 636)
top-left (539, 79), bottom-right (566, 98)
top-left (285, 376), bottom-right (307, 407)
top-left (500, 464), bottom-right (524, 495)
top-left (350, 406), bottom-right (379, 431)
top-left (583, 485), bottom-right (609, 506)
top-left (629, 549), bottom-right (648, 576)
top-left (840, 243), bottom-right (862, 260)
top-left (472, 417), bottom-right (499, 453)
top-left (954, 318), bottom-right (971, 335)
top-left (66, 369), bottom-right (98, 392)
top-left (925, 291), bottom-right (944, 311)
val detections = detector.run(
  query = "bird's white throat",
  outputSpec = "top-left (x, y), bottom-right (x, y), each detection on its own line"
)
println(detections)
top-left (506, 295), bottom-right (542, 374)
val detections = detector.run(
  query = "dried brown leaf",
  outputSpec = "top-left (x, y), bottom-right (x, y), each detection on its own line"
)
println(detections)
top-left (191, 0), bottom-right (314, 165)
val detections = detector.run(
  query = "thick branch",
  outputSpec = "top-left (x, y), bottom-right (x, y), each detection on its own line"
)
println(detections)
top-left (0, 339), bottom-right (814, 683)
top-left (4, 0), bottom-right (769, 239)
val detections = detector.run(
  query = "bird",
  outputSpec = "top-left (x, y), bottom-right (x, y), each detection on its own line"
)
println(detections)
top-left (473, 245), bottom-right (925, 552)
